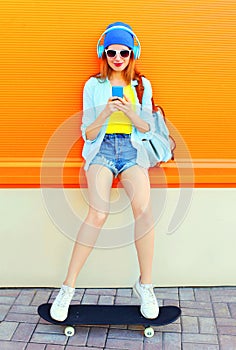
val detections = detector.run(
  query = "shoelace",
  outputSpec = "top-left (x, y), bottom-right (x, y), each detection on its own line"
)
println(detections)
top-left (141, 287), bottom-right (157, 306)
top-left (56, 289), bottom-right (73, 308)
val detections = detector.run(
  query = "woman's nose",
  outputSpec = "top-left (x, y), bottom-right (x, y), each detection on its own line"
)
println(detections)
top-left (114, 53), bottom-right (123, 60)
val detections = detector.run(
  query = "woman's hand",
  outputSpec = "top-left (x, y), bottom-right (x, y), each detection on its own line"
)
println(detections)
top-left (113, 95), bottom-right (134, 118)
top-left (103, 97), bottom-right (119, 117)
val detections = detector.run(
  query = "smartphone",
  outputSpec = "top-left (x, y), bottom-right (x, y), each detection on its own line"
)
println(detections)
top-left (112, 86), bottom-right (123, 99)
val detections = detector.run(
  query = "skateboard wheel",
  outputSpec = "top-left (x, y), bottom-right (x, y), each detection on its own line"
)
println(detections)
top-left (64, 326), bottom-right (75, 337)
top-left (144, 327), bottom-right (154, 338)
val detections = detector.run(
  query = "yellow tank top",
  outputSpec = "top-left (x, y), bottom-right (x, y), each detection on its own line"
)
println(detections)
top-left (106, 84), bottom-right (135, 134)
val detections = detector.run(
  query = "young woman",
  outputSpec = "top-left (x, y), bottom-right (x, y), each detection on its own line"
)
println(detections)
top-left (50, 22), bottom-right (159, 322)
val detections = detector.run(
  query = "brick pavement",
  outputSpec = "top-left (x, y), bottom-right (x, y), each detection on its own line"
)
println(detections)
top-left (0, 286), bottom-right (236, 349)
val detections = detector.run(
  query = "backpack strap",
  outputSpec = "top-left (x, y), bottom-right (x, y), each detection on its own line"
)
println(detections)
top-left (135, 74), bottom-right (158, 112)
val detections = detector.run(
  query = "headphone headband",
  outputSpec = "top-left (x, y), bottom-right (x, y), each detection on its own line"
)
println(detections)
top-left (97, 25), bottom-right (141, 59)
top-left (102, 25), bottom-right (137, 37)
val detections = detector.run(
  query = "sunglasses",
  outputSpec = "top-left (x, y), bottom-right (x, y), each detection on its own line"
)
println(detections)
top-left (105, 49), bottom-right (132, 58)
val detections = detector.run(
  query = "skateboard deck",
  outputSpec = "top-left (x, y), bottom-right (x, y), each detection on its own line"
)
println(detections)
top-left (38, 303), bottom-right (181, 338)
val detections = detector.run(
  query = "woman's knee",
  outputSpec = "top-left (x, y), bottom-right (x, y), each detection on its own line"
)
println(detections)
top-left (133, 203), bottom-right (153, 222)
top-left (86, 209), bottom-right (109, 227)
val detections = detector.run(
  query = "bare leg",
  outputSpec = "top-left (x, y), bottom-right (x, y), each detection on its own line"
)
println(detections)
top-left (120, 165), bottom-right (155, 284)
top-left (64, 164), bottom-right (113, 288)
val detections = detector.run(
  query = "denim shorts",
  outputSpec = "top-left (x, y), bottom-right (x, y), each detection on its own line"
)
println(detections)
top-left (89, 133), bottom-right (137, 177)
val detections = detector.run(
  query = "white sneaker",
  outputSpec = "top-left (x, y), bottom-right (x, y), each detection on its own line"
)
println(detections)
top-left (133, 277), bottom-right (159, 319)
top-left (50, 284), bottom-right (75, 321)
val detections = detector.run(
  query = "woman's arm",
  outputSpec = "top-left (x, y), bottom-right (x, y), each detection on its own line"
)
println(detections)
top-left (85, 99), bottom-right (117, 141)
top-left (82, 79), bottom-right (117, 141)
top-left (85, 98), bottom-right (120, 140)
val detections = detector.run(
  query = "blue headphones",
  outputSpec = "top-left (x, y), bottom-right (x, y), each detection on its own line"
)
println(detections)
top-left (97, 25), bottom-right (141, 60)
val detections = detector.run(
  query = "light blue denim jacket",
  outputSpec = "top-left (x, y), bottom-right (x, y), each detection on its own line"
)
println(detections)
top-left (81, 76), bottom-right (155, 171)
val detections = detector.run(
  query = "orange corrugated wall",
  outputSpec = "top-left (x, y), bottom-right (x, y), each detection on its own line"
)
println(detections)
top-left (0, 0), bottom-right (236, 187)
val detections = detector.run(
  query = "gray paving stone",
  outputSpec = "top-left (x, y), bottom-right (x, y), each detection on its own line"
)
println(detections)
top-left (211, 290), bottom-right (236, 303)
top-left (182, 316), bottom-right (199, 333)
top-left (217, 326), bottom-right (236, 335)
top-left (50, 290), bottom-right (60, 298)
top-left (143, 331), bottom-right (162, 350)
top-left (181, 307), bottom-right (214, 317)
top-left (108, 328), bottom-right (143, 340)
top-left (229, 303), bottom-right (236, 318)
top-left (211, 287), bottom-right (236, 290)
top-left (115, 296), bottom-right (133, 305)
top-left (163, 332), bottom-right (181, 350)
top-left (70, 290), bottom-right (84, 303)
top-left (154, 288), bottom-right (179, 300)
top-left (45, 345), bottom-right (65, 350)
top-left (0, 340), bottom-right (27, 349)
top-left (31, 291), bottom-right (52, 306)
top-left (38, 317), bottom-right (51, 325)
top-left (0, 297), bottom-right (16, 305)
top-left (181, 300), bottom-right (212, 309)
top-left (26, 343), bottom-right (46, 350)
top-left (66, 347), bottom-right (102, 350)
top-left (106, 337), bottom-right (143, 350)
top-left (163, 299), bottom-right (180, 307)
top-left (5, 312), bottom-right (39, 323)
top-left (0, 304), bottom-right (12, 321)
top-left (182, 333), bottom-right (219, 345)
top-left (81, 294), bottom-right (99, 304)
top-left (144, 343), bottom-right (162, 350)
top-left (155, 322), bottom-right (181, 333)
top-left (12, 323), bottom-right (36, 342)
top-left (0, 290), bottom-right (21, 297)
top-left (0, 321), bottom-right (18, 340)
top-left (154, 287), bottom-right (178, 294)
top-left (67, 326), bottom-right (89, 346)
top-left (154, 292), bottom-right (179, 301)
top-left (30, 332), bottom-right (67, 346)
top-left (98, 295), bottom-right (115, 305)
top-left (219, 335), bottom-right (236, 350)
top-left (179, 288), bottom-right (195, 301)
top-left (213, 303), bottom-right (231, 318)
top-left (117, 288), bottom-right (132, 297)
top-left (199, 317), bottom-right (217, 334)
top-left (194, 288), bottom-right (211, 302)
top-left (15, 290), bottom-right (36, 306)
top-left (74, 288), bottom-right (86, 294)
top-left (87, 326), bottom-right (107, 348)
top-left (70, 300), bottom-right (82, 306)
top-left (182, 344), bottom-right (219, 350)
top-left (114, 296), bottom-right (135, 305)
top-left (35, 324), bottom-right (64, 334)
top-left (85, 288), bottom-right (116, 296)
top-left (10, 305), bottom-right (38, 315)
top-left (216, 317), bottom-right (236, 327)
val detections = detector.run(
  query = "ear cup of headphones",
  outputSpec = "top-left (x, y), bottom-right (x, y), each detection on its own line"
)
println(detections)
top-left (97, 44), bottom-right (104, 59)
top-left (133, 45), bottom-right (140, 60)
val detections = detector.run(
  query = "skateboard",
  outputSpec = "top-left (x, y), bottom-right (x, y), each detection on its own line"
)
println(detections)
top-left (38, 303), bottom-right (181, 338)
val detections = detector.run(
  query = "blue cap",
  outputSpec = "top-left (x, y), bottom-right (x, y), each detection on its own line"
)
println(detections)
top-left (104, 22), bottom-right (134, 50)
